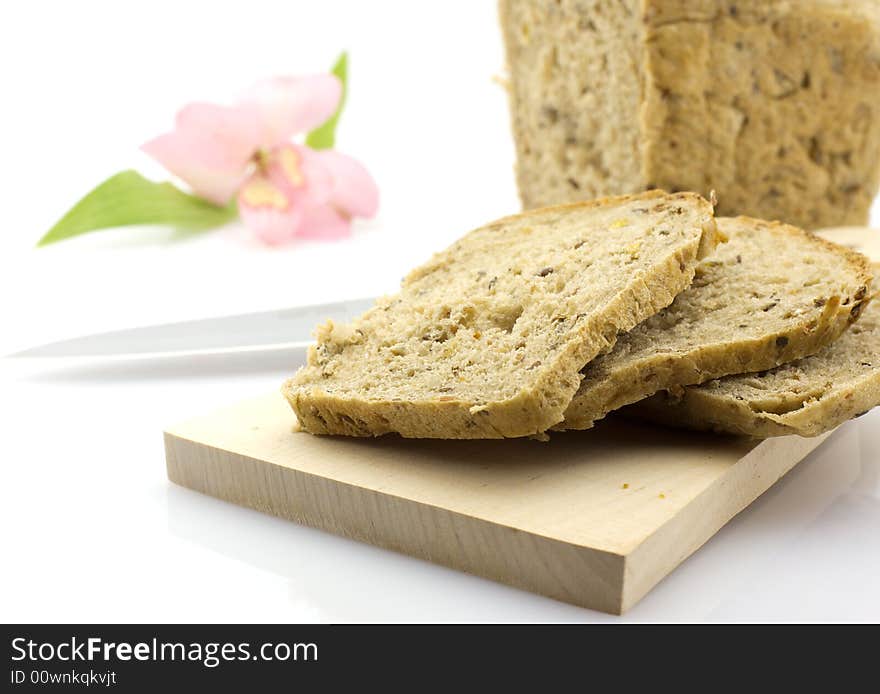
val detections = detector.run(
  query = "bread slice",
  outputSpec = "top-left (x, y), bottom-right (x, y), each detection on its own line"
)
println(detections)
top-left (284, 191), bottom-right (717, 439)
top-left (559, 217), bottom-right (873, 430)
top-left (630, 297), bottom-right (880, 438)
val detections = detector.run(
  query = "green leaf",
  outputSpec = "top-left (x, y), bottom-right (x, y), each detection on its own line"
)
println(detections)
top-left (37, 170), bottom-right (237, 247)
top-left (306, 51), bottom-right (348, 150)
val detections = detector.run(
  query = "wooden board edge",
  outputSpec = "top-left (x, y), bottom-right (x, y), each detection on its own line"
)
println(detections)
top-left (164, 430), bottom-right (629, 615)
top-left (619, 430), bottom-right (833, 612)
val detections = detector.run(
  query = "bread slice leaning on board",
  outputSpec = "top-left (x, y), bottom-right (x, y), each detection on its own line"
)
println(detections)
top-left (558, 217), bottom-right (874, 430)
top-left (628, 231), bottom-right (880, 438)
top-left (285, 190), bottom-right (717, 439)
top-left (629, 295), bottom-right (880, 438)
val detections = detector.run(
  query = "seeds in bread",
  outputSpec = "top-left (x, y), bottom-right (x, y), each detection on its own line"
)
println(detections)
top-left (284, 191), bottom-right (717, 439)
top-left (629, 299), bottom-right (880, 438)
top-left (500, 0), bottom-right (880, 229)
top-left (559, 217), bottom-right (873, 430)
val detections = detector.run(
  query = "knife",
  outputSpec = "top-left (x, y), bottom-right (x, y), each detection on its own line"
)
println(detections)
top-left (8, 297), bottom-right (376, 359)
top-left (8, 228), bottom-right (876, 360)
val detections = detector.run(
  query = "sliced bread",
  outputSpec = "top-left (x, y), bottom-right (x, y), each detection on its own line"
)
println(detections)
top-left (284, 191), bottom-right (717, 439)
top-left (629, 298), bottom-right (880, 438)
top-left (559, 217), bottom-right (873, 430)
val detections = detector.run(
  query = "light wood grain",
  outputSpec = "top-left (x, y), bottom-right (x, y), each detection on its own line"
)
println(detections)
top-left (165, 392), bottom-right (830, 614)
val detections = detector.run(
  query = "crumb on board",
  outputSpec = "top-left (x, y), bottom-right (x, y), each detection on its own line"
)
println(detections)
top-left (621, 483), bottom-right (629, 489)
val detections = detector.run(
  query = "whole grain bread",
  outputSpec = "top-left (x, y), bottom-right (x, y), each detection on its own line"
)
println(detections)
top-left (500, 0), bottom-right (880, 229)
top-left (285, 191), bottom-right (717, 439)
top-left (630, 296), bottom-right (880, 438)
top-left (559, 217), bottom-right (873, 430)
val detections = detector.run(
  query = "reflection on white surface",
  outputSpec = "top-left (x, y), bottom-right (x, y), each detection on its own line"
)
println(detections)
top-left (637, 424), bottom-right (869, 621)
top-left (2, 343), bottom-right (880, 622)
top-left (705, 424), bottom-right (880, 622)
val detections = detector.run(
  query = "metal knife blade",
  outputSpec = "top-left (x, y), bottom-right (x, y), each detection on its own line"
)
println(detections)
top-left (7, 297), bottom-right (376, 359)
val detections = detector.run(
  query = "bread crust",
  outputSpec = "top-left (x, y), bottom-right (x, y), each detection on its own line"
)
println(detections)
top-left (559, 216), bottom-right (873, 430)
top-left (629, 300), bottom-right (880, 437)
top-left (285, 190), bottom-right (717, 438)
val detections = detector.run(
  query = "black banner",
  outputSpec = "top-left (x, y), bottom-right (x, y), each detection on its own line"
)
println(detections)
top-left (2, 624), bottom-right (875, 690)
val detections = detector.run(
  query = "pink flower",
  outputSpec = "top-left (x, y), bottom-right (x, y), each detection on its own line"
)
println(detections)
top-left (141, 75), bottom-right (378, 244)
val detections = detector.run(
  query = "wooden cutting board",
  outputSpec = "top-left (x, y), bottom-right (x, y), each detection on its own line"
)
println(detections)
top-left (165, 393), bottom-right (830, 614)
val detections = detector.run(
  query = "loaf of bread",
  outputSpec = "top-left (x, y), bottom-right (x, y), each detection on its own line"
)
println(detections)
top-left (500, 0), bottom-right (880, 229)
top-left (630, 297), bottom-right (880, 438)
top-left (285, 191), bottom-right (717, 438)
top-left (559, 216), bottom-right (873, 430)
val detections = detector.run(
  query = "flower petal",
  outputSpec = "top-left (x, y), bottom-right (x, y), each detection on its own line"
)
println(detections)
top-left (237, 143), bottom-right (359, 245)
top-left (312, 150), bottom-right (379, 218)
top-left (237, 173), bottom-right (303, 245)
top-left (296, 204), bottom-right (352, 240)
top-left (241, 75), bottom-right (342, 147)
top-left (141, 131), bottom-right (246, 205)
top-left (142, 102), bottom-right (261, 205)
top-left (287, 144), bottom-right (334, 204)
top-left (174, 102), bottom-right (262, 154)
top-left (253, 144), bottom-right (333, 206)
top-left (236, 144), bottom-right (327, 245)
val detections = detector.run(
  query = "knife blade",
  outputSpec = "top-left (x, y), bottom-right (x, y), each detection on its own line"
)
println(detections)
top-left (8, 297), bottom-right (376, 359)
top-left (9, 229), bottom-right (875, 360)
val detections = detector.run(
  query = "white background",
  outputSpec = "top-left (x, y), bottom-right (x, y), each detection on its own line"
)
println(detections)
top-left (2, 0), bottom-right (879, 622)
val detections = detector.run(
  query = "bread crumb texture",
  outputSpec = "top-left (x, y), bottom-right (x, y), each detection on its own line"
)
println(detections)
top-left (500, 0), bottom-right (880, 229)
top-left (631, 280), bottom-right (880, 438)
top-left (285, 191), bottom-right (716, 438)
top-left (559, 216), bottom-right (873, 429)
